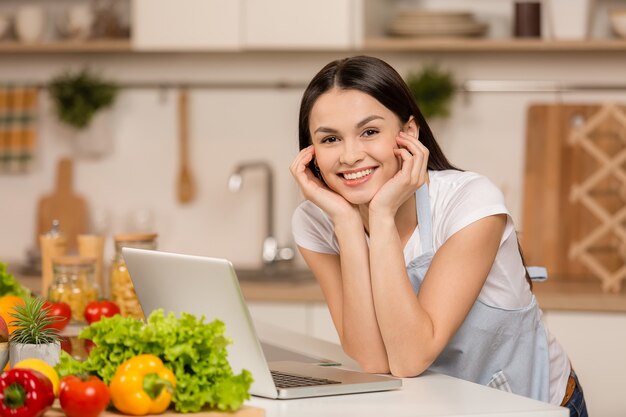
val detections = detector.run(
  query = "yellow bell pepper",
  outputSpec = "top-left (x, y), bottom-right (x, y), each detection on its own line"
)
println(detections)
top-left (109, 354), bottom-right (176, 416)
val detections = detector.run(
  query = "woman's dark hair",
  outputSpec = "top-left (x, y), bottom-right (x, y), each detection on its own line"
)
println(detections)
top-left (298, 55), bottom-right (457, 171)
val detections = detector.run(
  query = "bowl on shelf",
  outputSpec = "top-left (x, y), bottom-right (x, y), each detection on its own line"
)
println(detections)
top-left (609, 9), bottom-right (626, 39)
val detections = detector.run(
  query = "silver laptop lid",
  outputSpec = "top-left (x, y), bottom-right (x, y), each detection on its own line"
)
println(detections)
top-left (121, 247), bottom-right (278, 398)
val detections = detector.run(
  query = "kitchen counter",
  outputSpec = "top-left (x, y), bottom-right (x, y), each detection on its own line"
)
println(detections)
top-left (240, 277), bottom-right (626, 313)
top-left (11, 268), bottom-right (626, 313)
top-left (252, 322), bottom-right (568, 417)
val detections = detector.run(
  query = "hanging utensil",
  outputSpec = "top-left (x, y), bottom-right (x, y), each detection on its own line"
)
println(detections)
top-left (177, 87), bottom-right (196, 204)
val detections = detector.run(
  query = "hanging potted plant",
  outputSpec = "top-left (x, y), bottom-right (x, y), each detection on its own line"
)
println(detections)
top-left (9, 297), bottom-right (61, 368)
top-left (405, 64), bottom-right (456, 120)
top-left (49, 68), bottom-right (119, 157)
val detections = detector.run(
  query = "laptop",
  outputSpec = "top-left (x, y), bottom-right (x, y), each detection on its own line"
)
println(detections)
top-left (122, 247), bottom-right (402, 399)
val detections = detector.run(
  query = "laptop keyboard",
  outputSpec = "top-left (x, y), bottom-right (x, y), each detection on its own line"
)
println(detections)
top-left (271, 370), bottom-right (341, 388)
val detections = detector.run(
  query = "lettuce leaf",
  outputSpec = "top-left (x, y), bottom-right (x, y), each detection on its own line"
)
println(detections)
top-left (0, 262), bottom-right (31, 298)
top-left (56, 310), bottom-right (253, 413)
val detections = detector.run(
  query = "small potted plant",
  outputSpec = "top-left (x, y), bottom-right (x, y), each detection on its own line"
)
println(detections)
top-left (49, 68), bottom-right (118, 130)
top-left (49, 68), bottom-right (118, 157)
top-left (9, 297), bottom-right (61, 368)
top-left (405, 64), bottom-right (456, 120)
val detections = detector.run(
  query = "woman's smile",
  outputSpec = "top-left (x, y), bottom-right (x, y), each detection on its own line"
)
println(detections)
top-left (338, 167), bottom-right (377, 186)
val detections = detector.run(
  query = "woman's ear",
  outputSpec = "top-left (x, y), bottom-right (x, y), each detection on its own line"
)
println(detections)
top-left (405, 116), bottom-right (419, 139)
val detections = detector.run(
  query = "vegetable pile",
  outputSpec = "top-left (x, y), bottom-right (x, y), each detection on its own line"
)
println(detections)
top-left (55, 309), bottom-right (253, 413)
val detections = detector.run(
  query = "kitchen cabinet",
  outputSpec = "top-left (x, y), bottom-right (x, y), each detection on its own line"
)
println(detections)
top-left (132, 0), bottom-right (241, 50)
top-left (247, 301), bottom-right (339, 344)
top-left (543, 311), bottom-right (626, 417)
top-left (242, 0), bottom-right (360, 50)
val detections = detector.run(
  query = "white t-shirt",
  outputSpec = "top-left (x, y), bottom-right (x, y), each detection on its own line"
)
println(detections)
top-left (292, 169), bottom-right (569, 405)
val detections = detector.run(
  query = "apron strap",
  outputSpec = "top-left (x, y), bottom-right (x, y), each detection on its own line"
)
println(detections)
top-left (415, 184), bottom-right (434, 254)
top-left (526, 266), bottom-right (548, 282)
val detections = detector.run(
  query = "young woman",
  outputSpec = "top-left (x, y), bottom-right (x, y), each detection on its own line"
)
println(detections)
top-left (290, 56), bottom-right (587, 416)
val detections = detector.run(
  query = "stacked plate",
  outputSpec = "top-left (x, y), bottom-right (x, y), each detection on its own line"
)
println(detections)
top-left (388, 9), bottom-right (488, 38)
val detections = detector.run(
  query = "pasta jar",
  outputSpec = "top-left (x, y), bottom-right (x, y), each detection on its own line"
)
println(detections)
top-left (49, 256), bottom-right (99, 322)
top-left (110, 233), bottom-right (157, 320)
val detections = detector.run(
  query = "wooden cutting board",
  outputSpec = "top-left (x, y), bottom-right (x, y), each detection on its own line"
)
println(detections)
top-left (46, 405), bottom-right (264, 417)
top-left (521, 103), bottom-right (626, 288)
top-left (36, 158), bottom-right (88, 252)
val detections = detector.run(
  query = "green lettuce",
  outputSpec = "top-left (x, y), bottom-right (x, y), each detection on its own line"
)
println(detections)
top-left (0, 262), bottom-right (31, 298)
top-left (56, 310), bottom-right (253, 413)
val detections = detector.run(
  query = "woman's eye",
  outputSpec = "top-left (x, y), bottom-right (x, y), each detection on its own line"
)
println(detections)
top-left (362, 129), bottom-right (379, 137)
top-left (321, 136), bottom-right (338, 144)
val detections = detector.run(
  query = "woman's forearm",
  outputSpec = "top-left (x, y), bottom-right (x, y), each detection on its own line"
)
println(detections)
top-left (368, 214), bottom-right (436, 377)
top-left (333, 215), bottom-right (390, 373)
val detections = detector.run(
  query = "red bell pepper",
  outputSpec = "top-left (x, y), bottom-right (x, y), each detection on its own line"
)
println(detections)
top-left (0, 368), bottom-right (55, 417)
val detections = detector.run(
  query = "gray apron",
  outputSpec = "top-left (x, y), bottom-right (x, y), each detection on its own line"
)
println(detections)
top-left (405, 184), bottom-right (550, 402)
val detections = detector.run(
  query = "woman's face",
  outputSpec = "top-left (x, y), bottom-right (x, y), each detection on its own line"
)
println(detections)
top-left (309, 88), bottom-right (405, 205)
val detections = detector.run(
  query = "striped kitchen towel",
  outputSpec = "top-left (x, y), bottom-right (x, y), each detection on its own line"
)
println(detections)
top-left (0, 85), bottom-right (39, 173)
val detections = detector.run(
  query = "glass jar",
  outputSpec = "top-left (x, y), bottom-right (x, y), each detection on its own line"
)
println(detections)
top-left (110, 233), bottom-right (157, 320)
top-left (49, 256), bottom-right (99, 322)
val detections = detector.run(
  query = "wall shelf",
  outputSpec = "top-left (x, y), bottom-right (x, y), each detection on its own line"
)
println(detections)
top-left (0, 39), bottom-right (132, 53)
top-left (362, 37), bottom-right (626, 52)
top-left (2, 38), bottom-right (626, 54)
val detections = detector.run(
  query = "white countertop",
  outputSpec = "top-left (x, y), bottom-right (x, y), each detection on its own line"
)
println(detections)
top-left (252, 322), bottom-right (568, 417)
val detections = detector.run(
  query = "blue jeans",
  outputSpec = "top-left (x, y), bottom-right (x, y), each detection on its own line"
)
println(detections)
top-left (564, 370), bottom-right (588, 417)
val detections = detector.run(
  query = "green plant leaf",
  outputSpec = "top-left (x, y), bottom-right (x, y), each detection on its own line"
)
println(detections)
top-left (9, 297), bottom-right (60, 344)
top-left (406, 65), bottom-right (456, 119)
top-left (49, 68), bottom-right (118, 129)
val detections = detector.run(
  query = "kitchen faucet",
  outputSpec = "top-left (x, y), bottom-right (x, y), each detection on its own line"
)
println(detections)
top-left (228, 161), bottom-right (294, 265)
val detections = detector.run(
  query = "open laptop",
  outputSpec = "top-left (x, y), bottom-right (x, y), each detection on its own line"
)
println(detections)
top-left (122, 248), bottom-right (402, 399)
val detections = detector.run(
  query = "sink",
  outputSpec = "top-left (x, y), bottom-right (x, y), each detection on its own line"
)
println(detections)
top-left (234, 265), bottom-right (314, 283)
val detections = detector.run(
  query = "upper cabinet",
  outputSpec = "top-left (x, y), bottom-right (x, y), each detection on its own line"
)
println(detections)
top-left (132, 0), bottom-right (241, 50)
top-left (132, 0), bottom-right (364, 51)
top-left (243, 0), bottom-right (361, 50)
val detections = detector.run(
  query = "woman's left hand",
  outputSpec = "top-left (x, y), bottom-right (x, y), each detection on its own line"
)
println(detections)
top-left (369, 130), bottom-right (429, 217)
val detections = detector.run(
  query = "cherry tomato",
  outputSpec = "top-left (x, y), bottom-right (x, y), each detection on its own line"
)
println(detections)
top-left (83, 300), bottom-right (121, 324)
top-left (60, 335), bottom-right (73, 354)
top-left (43, 300), bottom-right (72, 330)
top-left (60, 374), bottom-right (110, 417)
top-left (84, 339), bottom-right (96, 355)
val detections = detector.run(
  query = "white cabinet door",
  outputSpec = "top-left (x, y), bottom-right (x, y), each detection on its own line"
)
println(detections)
top-left (544, 311), bottom-right (626, 417)
top-left (247, 302), bottom-right (308, 335)
top-left (309, 303), bottom-right (340, 344)
top-left (243, 0), bottom-right (361, 49)
top-left (132, 0), bottom-right (241, 50)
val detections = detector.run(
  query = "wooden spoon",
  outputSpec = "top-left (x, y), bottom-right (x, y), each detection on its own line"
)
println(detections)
top-left (177, 87), bottom-right (196, 204)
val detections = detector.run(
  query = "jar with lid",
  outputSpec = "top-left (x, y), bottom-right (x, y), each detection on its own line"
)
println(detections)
top-left (110, 233), bottom-right (157, 320)
top-left (49, 256), bottom-right (99, 322)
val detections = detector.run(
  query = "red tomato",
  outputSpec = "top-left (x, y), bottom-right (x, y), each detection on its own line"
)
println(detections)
top-left (84, 339), bottom-right (96, 355)
top-left (59, 374), bottom-right (110, 417)
top-left (60, 335), bottom-right (73, 354)
top-left (83, 300), bottom-right (121, 324)
top-left (43, 300), bottom-right (72, 330)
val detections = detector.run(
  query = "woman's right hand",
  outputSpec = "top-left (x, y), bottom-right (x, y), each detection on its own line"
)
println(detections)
top-left (290, 146), bottom-right (358, 221)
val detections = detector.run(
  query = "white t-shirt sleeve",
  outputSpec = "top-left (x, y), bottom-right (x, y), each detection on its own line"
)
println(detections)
top-left (291, 201), bottom-right (340, 254)
top-left (437, 174), bottom-right (514, 246)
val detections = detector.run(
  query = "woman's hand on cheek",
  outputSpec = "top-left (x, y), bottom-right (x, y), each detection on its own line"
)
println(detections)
top-left (369, 131), bottom-right (429, 217)
top-left (290, 146), bottom-right (358, 221)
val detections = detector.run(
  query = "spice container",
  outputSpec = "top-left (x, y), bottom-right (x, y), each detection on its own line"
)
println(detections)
top-left (40, 220), bottom-right (67, 298)
top-left (110, 233), bottom-right (157, 320)
top-left (49, 256), bottom-right (98, 322)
